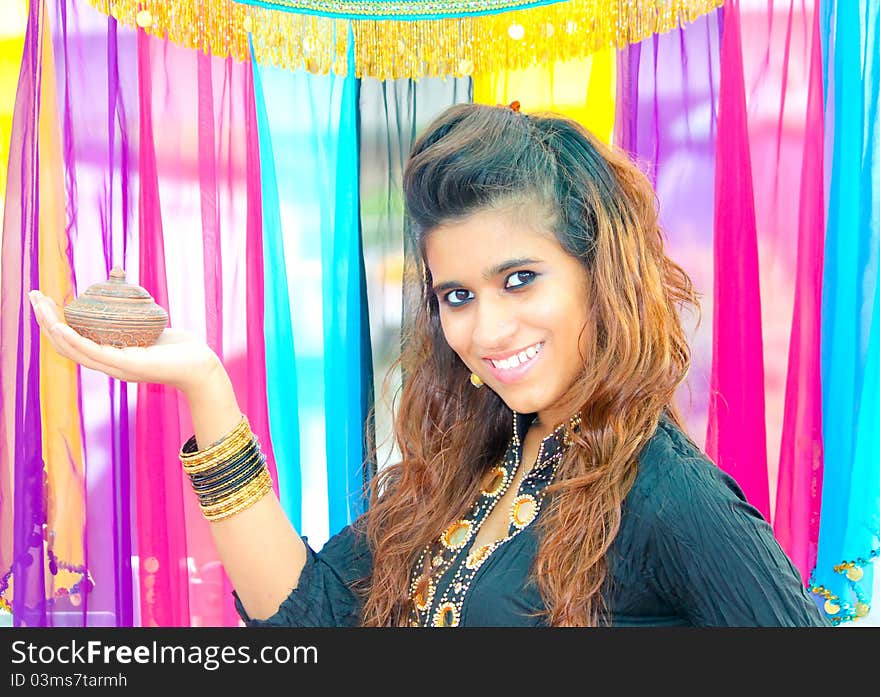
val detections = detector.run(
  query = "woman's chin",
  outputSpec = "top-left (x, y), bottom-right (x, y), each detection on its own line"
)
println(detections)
top-left (496, 390), bottom-right (554, 418)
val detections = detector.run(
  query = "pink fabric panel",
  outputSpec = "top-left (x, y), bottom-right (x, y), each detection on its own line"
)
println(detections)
top-left (706, 1), bottom-right (771, 521)
top-left (772, 2), bottom-right (825, 581)
top-left (134, 30), bottom-right (189, 627)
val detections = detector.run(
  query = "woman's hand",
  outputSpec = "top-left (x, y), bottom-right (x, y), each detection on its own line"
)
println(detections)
top-left (28, 289), bottom-right (221, 394)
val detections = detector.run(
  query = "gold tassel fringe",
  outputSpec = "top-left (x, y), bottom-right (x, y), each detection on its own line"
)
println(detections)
top-left (86, 0), bottom-right (723, 80)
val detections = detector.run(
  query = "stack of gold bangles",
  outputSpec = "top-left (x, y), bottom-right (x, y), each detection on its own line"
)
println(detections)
top-left (179, 416), bottom-right (272, 522)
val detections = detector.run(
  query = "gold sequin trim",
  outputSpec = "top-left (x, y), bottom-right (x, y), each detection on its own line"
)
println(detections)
top-left (85, 0), bottom-right (723, 80)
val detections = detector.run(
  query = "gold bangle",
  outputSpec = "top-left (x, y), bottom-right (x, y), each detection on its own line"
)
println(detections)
top-left (181, 431), bottom-right (256, 475)
top-left (180, 416), bottom-right (250, 460)
top-left (180, 431), bottom-right (253, 472)
top-left (179, 416), bottom-right (252, 469)
top-left (203, 485), bottom-right (271, 522)
top-left (199, 466), bottom-right (271, 513)
top-left (200, 473), bottom-right (270, 519)
top-left (186, 440), bottom-right (263, 489)
top-left (201, 470), bottom-right (273, 522)
top-left (195, 454), bottom-right (267, 502)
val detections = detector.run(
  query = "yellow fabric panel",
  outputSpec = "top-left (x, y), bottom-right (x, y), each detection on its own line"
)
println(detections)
top-left (472, 48), bottom-right (616, 145)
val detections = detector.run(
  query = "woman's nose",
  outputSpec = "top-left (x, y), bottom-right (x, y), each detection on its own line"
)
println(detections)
top-left (472, 300), bottom-right (517, 351)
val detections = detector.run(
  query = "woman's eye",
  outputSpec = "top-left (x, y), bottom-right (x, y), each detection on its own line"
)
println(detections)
top-left (505, 270), bottom-right (537, 289)
top-left (444, 289), bottom-right (474, 307)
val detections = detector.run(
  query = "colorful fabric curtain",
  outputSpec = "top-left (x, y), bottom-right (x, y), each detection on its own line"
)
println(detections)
top-left (705, 0), bottom-right (770, 522)
top-left (249, 52), bottom-right (370, 548)
top-left (1, 0), bottom-right (282, 627)
top-left (615, 12), bottom-right (720, 452)
top-left (472, 48), bottom-right (616, 144)
top-left (773, 0), bottom-right (826, 586)
top-left (1, 0), bottom-right (53, 626)
top-left (3, 0), bottom-right (880, 628)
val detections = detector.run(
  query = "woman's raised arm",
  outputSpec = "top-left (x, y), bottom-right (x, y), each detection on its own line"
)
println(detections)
top-left (28, 290), bottom-right (306, 621)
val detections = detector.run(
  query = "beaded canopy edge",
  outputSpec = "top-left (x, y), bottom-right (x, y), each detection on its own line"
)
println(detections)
top-left (85, 0), bottom-right (723, 80)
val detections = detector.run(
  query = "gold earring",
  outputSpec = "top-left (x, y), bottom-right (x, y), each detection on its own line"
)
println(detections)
top-left (469, 372), bottom-right (484, 388)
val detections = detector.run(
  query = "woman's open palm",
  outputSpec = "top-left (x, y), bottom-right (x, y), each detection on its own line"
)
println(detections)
top-left (29, 290), bottom-right (219, 392)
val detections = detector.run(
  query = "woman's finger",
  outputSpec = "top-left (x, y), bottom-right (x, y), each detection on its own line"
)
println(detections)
top-left (34, 293), bottom-right (176, 368)
top-left (33, 296), bottom-right (132, 366)
top-left (49, 322), bottom-right (137, 377)
top-left (29, 294), bottom-right (136, 380)
top-left (49, 324), bottom-right (133, 381)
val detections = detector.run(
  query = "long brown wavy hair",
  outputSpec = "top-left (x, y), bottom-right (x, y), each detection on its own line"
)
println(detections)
top-left (356, 103), bottom-right (699, 626)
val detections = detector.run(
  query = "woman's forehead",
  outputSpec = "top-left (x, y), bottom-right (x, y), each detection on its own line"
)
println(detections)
top-left (424, 212), bottom-right (566, 281)
top-left (426, 207), bottom-right (556, 251)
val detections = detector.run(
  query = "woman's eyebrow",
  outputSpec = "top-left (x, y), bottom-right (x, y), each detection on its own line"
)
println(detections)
top-left (431, 257), bottom-right (543, 295)
top-left (482, 257), bottom-right (543, 280)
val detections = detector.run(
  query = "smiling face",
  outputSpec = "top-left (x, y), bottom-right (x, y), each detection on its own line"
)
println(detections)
top-left (424, 204), bottom-right (592, 431)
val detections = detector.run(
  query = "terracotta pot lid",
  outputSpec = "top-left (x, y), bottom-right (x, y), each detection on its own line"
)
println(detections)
top-left (63, 267), bottom-right (168, 347)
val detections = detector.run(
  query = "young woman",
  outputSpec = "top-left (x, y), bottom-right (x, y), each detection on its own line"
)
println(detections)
top-left (29, 102), bottom-right (830, 627)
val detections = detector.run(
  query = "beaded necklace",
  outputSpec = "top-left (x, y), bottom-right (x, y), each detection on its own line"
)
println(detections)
top-left (407, 410), bottom-right (580, 627)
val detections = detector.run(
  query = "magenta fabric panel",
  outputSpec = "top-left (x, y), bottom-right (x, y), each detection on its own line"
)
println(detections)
top-left (705, 0), bottom-right (770, 521)
top-left (772, 3), bottom-right (826, 582)
top-left (134, 30), bottom-right (189, 627)
top-left (198, 51), bottom-right (224, 356)
top-left (243, 59), bottom-right (280, 498)
top-left (128, 35), bottom-right (278, 627)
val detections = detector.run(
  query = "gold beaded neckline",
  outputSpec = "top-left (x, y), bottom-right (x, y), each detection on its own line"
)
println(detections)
top-left (407, 410), bottom-right (581, 627)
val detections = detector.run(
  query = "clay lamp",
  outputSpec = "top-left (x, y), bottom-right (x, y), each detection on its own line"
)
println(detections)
top-left (63, 266), bottom-right (168, 348)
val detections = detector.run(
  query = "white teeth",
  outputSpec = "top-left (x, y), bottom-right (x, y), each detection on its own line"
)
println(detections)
top-left (490, 342), bottom-right (543, 371)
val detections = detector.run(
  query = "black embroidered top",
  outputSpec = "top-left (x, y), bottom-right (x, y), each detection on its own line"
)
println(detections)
top-left (233, 411), bottom-right (831, 627)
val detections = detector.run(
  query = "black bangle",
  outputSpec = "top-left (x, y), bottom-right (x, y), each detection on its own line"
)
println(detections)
top-left (193, 453), bottom-right (266, 500)
top-left (187, 438), bottom-right (260, 486)
top-left (195, 455), bottom-right (267, 506)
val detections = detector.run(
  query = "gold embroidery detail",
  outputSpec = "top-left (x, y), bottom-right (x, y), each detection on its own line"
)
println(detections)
top-left (510, 494), bottom-right (538, 529)
top-left (441, 520), bottom-right (473, 550)
top-left (481, 466), bottom-right (506, 497)
top-left (433, 602), bottom-right (459, 627)
top-left (413, 575), bottom-right (435, 612)
top-left (465, 544), bottom-right (494, 570)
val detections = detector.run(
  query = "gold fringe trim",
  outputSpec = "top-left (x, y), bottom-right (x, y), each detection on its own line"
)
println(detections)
top-left (88, 0), bottom-right (722, 80)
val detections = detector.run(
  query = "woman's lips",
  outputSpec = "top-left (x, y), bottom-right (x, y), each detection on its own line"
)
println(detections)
top-left (482, 342), bottom-right (544, 385)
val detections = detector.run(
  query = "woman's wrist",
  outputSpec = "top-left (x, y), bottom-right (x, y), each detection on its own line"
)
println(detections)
top-left (180, 355), bottom-right (244, 448)
top-left (177, 350), bottom-right (226, 397)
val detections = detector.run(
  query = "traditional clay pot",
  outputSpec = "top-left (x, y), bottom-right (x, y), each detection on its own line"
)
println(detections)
top-left (63, 266), bottom-right (168, 348)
